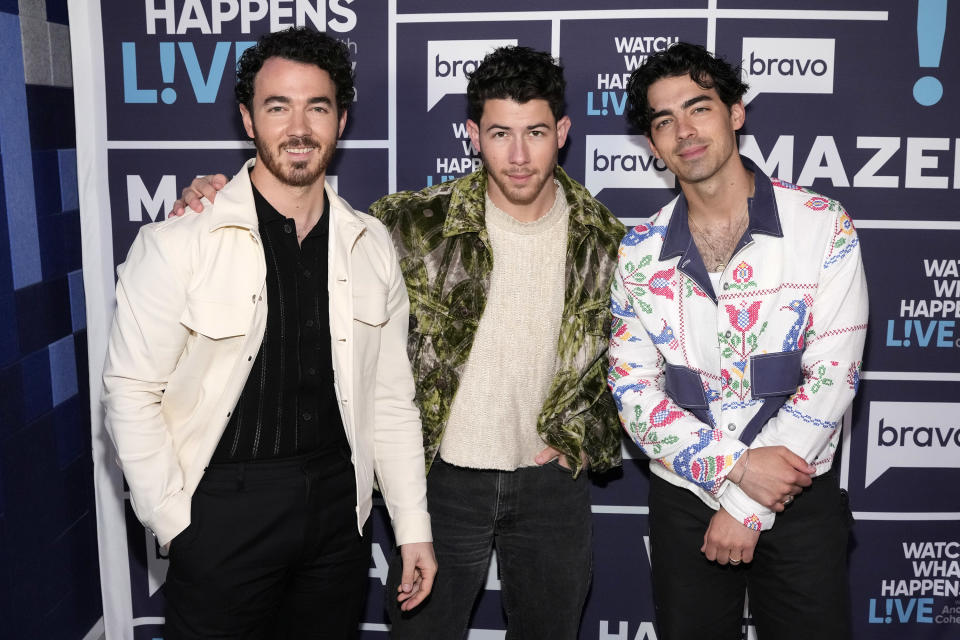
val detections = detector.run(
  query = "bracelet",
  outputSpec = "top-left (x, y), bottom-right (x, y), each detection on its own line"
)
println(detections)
top-left (729, 449), bottom-right (751, 485)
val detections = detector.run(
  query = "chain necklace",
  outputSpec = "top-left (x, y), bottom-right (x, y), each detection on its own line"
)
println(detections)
top-left (687, 203), bottom-right (749, 273)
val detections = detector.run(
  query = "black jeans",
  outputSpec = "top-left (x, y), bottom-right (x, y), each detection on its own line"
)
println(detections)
top-left (387, 458), bottom-right (593, 640)
top-left (163, 448), bottom-right (371, 639)
top-left (648, 472), bottom-right (853, 640)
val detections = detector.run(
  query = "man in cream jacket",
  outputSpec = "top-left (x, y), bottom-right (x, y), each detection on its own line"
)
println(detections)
top-left (102, 28), bottom-right (434, 639)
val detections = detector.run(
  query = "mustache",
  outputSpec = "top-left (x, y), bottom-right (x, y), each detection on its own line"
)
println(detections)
top-left (280, 137), bottom-right (322, 149)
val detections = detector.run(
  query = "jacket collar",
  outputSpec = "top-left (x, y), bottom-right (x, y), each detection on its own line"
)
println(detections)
top-left (209, 158), bottom-right (366, 241)
top-left (441, 166), bottom-right (619, 237)
top-left (658, 155), bottom-right (783, 300)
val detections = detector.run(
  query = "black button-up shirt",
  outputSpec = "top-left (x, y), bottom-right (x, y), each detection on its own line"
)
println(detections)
top-left (212, 181), bottom-right (347, 462)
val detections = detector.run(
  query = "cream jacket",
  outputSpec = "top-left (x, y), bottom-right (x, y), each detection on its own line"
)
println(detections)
top-left (103, 159), bottom-right (431, 547)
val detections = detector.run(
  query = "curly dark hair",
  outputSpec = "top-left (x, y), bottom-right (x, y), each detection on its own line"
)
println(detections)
top-left (466, 46), bottom-right (566, 123)
top-left (235, 27), bottom-right (355, 115)
top-left (625, 42), bottom-right (748, 135)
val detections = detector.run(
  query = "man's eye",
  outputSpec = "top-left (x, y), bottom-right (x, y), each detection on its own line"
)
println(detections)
top-left (654, 119), bottom-right (670, 129)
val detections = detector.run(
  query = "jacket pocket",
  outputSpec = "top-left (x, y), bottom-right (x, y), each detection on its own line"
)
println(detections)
top-left (750, 350), bottom-right (804, 398)
top-left (180, 298), bottom-right (251, 339)
top-left (664, 363), bottom-right (712, 426)
top-left (353, 288), bottom-right (389, 326)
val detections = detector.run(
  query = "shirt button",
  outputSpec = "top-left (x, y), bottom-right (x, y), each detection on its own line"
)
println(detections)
top-left (307, 367), bottom-right (316, 376)
top-left (725, 330), bottom-right (732, 338)
top-left (303, 269), bottom-right (312, 278)
top-left (723, 283), bottom-right (730, 290)
top-left (727, 423), bottom-right (737, 432)
top-left (305, 320), bottom-right (315, 328)
top-left (283, 223), bottom-right (293, 234)
top-left (302, 412), bottom-right (312, 422)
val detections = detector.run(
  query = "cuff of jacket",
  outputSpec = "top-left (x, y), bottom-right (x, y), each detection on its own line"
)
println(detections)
top-left (718, 483), bottom-right (775, 532)
top-left (148, 489), bottom-right (191, 548)
top-left (391, 510), bottom-right (433, 547)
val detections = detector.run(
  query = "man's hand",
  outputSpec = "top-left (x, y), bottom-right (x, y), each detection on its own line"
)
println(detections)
top-left (396, 541), bottom-right (437, 612)
top-left (534, 445), bottom-right (589, 470)
top-left (168, 173), bottom-right (228, 218)
top-left (736, 445), bottom-right (815, 511)
top-left (701, 507), bottom-right (761, 565)
top-left (535, 445), bottom-right (571, 469)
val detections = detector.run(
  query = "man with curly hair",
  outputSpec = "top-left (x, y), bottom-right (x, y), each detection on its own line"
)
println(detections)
top-left (175, 44), bottom-right (625, 639)
top-left (372, 46), bottom-right (625, 638)
top-left (103, 28), bottom-right (435, 638)
top-left (609, 42), bottom-right (867, 639)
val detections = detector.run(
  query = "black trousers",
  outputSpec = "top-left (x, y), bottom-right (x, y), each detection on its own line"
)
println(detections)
top-left (648, 472), bottom-right (853, 640)
top-left (163, 448), bottom-right (371, 639)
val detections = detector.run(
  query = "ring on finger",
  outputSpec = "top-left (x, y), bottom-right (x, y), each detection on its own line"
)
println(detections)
top-left (730, 558), bottom-right (742, 566)
top-left (784, 495), bottom-right (794, 505)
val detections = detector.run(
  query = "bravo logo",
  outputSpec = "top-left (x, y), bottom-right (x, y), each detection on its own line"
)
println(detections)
top-left (866, 401), bottom-right (960, 487)
top-left (741, 37), bottom-right (835, 105)
top-left (427, 39), bottom-right (516, 110)
top-left (585, 135), bottom-right (675, 196)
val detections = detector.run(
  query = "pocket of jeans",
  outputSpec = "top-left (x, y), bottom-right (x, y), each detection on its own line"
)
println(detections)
top-left (546, 458), bottom-right (573, 474)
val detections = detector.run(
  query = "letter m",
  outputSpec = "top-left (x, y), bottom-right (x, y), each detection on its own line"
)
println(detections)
top-left (127, 174), bottom-right (176, 222)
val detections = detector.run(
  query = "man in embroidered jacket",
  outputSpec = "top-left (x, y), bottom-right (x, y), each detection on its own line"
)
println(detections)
top-left (609, 43), bottom-right (867, 639)
top-left (174, 46), bottom-right (625, 638)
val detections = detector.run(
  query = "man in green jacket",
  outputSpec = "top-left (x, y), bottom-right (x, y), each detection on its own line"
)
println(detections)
top-left (371, 47), bottom-right (624, 638)
top-left (174, 45), bottom-right (624, 638)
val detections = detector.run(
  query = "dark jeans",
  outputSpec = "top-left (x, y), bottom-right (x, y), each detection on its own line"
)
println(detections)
top-left (164, 448), bottom-right (371, 640)
top-left (648, 472), bottom-right (853, 640)
top-left (387, 458), bottom-right (592, 640)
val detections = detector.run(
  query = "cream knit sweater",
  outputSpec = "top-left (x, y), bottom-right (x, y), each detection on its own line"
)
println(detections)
top-left (439, 183), bottom-right (569, 470)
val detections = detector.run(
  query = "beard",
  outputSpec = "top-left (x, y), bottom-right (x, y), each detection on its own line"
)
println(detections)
top-left (485, 162), bottom-right (556, 208)
top-left (252, 125), bottom-right (335, 188)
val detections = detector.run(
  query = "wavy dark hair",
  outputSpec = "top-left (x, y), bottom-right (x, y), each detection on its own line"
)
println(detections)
top-left (466, 46), bottom-right (566, 123)
top-left (235, 27), bottom-right (355, 115)
top-left (625, 42), bottom-right (748, 135)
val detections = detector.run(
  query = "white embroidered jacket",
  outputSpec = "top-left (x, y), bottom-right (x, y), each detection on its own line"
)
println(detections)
top-left (609, 158), bottom-right (868, 531)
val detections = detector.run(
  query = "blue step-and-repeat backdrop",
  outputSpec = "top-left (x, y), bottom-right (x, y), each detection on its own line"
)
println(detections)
top-left (70, 2), bottom-right (959, 639)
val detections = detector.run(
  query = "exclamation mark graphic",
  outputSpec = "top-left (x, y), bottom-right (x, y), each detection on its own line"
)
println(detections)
top-left (160, 42), bottom-right (177, 104)
top-left (913, 0), bottom-right (947, 106)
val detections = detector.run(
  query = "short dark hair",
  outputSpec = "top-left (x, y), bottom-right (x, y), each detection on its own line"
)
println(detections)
top-left (466, 46), bottom-right (566, 123)
top-left (625, 42), bottom-right (748, 135)
top-left (235, 27), bottom-right (355, 115)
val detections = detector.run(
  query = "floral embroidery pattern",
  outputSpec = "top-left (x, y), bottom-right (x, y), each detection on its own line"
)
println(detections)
top-left (720, 300), bottom-right (768, 401)
top-left (727, 260), bottom-right (758, 292)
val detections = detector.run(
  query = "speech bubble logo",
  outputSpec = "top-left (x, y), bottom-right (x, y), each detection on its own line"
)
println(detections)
top-left (584, 135), bottom-right (675, 196)
top-left (427, 39), bottom-right (517, 111)
top-left (741, 37), bottom-right (835, 105)
top-left (865, 401), bottom-right (960, 487)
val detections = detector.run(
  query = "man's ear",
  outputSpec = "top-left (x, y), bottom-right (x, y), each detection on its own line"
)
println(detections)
top-left (556, 115), bottom-right (571, 149)
top-left (239, 104), bottom-right (254, 139)
top-left (466, 119), bottom-right (480, 153)
top-left (338, 108), bottom-right (348, 137)
top-left (730, 100), bottom-right (745, 132)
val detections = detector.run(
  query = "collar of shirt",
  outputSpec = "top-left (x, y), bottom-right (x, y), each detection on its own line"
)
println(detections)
top-left (250, 178), bottom-right (331, 242)
top-left (658, 155), bottom-right (784, 301)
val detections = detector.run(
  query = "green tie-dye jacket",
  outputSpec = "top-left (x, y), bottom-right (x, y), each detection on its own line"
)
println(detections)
top-left (369, 167), bottom-right (626, 476)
